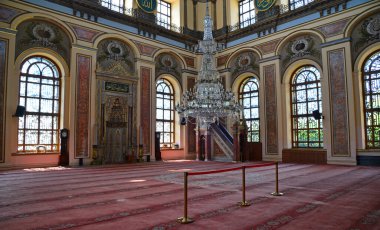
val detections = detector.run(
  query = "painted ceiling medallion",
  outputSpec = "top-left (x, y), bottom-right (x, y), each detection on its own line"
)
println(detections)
top-left (32, 24), bottom-right (56, 43)
top-left (366, 16), bottom-right (380, 36)
top-left (291, 38), bottom-right (309, 54)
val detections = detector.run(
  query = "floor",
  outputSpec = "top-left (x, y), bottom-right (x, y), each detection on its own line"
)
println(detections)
top-left (0, 161), bottom-right (379, 230)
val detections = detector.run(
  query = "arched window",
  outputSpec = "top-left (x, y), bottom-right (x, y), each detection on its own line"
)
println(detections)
top-left (18, 57), bottom-right (61, 152)
top-left (363, 51), bottom-right (380, 149)
top-left (156, 79), bottom-right (174, 147)
top-left (291, 66), bottom-right (323, 148)
top-left (239, 77), bottom-right (260, 142)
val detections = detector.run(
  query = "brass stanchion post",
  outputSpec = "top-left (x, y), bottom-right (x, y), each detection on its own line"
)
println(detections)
top-left (271, 162), bottom-right (284, 196)
top-left (177, 172), bottom-right (194, 223)
top-left (239, 166), bottom-right (251, 206)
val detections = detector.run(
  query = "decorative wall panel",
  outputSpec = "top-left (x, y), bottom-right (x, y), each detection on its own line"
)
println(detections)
top-left (0, 5), bottom-right (24, 23)
top-left (0, 40), bottom-right (7, 163)
top-left (182, 55), bottom-right (195, 68)
top-left (75, 55), bottom-right (91, 158)
top-left (328, 49), bottom-right (349, 156)
top-left (140, 67), bottom-right (151, 152)
top-left (255, 38), bottom-right (281, 55)
top-left (187, 78), bottom-right (196, 153)
top-left (264, 64), bottom-right (278, 154)
top-left (133, 41), bottom-right (158, 57)
top-left (68, 23), bottom-right (103, 42)
top-left (217, 54), bottom-right (229, 67)
top-left (316, 17), bottom-right (352, 38)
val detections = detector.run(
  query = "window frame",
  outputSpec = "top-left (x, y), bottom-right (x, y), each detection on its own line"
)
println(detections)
top-left (362, 51), bottom-right (380, 149)
top-left (289, 0), bottom-right (314, 11)
top-left (100, 0), bottom-right (126, 14)
top-left (290, 65), bottom-right (323, 148)
top-left (239, 77), bottom-right (260, 142)
top-left (239, 0), bottom-right (256, 29)
top-left (156, 78), bottom-right (175, 148)
top-left (157, 0), bottom-right (172, 30)
top-left (18, 56), bottom-right (61, 152)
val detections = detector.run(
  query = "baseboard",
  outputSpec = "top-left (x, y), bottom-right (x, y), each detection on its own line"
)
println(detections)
top-left (357, 155), bottom-right (380, 166)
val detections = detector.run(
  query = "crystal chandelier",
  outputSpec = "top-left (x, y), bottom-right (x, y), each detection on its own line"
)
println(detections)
top-left (176, 2), bottom-right (242, 129)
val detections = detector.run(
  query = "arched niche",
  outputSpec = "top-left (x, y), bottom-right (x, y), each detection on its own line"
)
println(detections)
top-left (96, 38), bottom-right (136, 79)
top-left (155, 52), bottom-right (184, 85)
top-left (277, 31), bottom-right (323, 75)
top-left (15, 19), bottom-right (72, 68)
top-left (227, 50), bottom-right (260, 83)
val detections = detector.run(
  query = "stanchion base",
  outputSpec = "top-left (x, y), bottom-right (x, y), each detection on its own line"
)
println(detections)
top-left (271, 192), bottom-right (284, 196)
top-left (238, 201), bottom-right (251, 207)
top-left (177, 217), bottom-right (194, 224)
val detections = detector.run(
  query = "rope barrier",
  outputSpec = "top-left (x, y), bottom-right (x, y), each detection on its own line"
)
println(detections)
top-left (177, 162), bottom-right (283, 224)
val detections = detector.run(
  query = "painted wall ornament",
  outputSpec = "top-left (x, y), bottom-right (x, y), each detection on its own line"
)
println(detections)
top-left (280, 35), bottom-right (321, 73)
top-left (155, 53), bottom-right (181, 83)
top-left (351, 13), bottom-right (380, 61)
top-left (255, 0), bottom-right (276, 11)
top-left (136, 0), bottom-right (157, 13)
top-left (16, 21), bottom-right (70, 65)
top-left (229, 51), bottom-right (259, 79)
top-left (97, 39), bottom-right (135, 78)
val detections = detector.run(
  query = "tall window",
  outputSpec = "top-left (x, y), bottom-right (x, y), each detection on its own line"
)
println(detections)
top-left (239, 77), bottom-right (260, 142)
top-left (239, 0), bottom-right (256, 28)
top-left (101, 0), bottom-right (125, 13)
top-left (100, 0), bottom-right (132, 14)
top-left (289, 0), bottom-right (314, 10)
top-left (363, 51), bottom-right (380, 149)
top-left (156, 79), bottom-right (174, 147)
top-left (291, 66), bottom-right (323, 148)
top-left (18, 57), bottom-right (60, 152)
top-left (157, 0), bottom-right (171, 30)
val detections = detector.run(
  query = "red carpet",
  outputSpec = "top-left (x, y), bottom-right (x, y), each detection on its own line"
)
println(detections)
top-left (0, 161), bottom-right (379, 229)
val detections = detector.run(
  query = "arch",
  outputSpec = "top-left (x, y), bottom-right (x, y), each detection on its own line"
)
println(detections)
top-left (11, 12), bottom-right (76, 44)
top-left (153, 49), bottom-right (186, 69)
top-left (231, 71), bottom-right (259, 94)
top-left (15, 48), bottom-right (70, 79)
top-left (226, 47), bottom-right (262, 69)
top-left (275, 30), bottom-right (325, 56)
top-left (93, 33), bottom-right (139, 59)
top-left (156, 73), bottom-right (183, 96)
top-left (344, 7), bottom-right (380, 38)
top-left (282, 59), bottom-right (322, 84)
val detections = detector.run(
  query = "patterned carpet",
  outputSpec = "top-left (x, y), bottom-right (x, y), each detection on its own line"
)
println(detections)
top-left (0, 161), bottom-right (379, 230)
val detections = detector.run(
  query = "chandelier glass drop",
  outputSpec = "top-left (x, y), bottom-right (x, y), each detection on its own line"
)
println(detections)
top-left (176, 2), bottom-right (242, 129)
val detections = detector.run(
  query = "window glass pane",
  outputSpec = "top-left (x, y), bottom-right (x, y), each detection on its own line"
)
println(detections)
top-left (27, 83), bottom-right (40, 97)
top-left (40, 99), bottom-right (53, 113)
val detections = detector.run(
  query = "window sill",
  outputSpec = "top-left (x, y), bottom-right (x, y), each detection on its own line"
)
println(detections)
top-left (160, 148), bottom-right (184, 151)
top-left (12, 152), bottom-right (60, 156)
